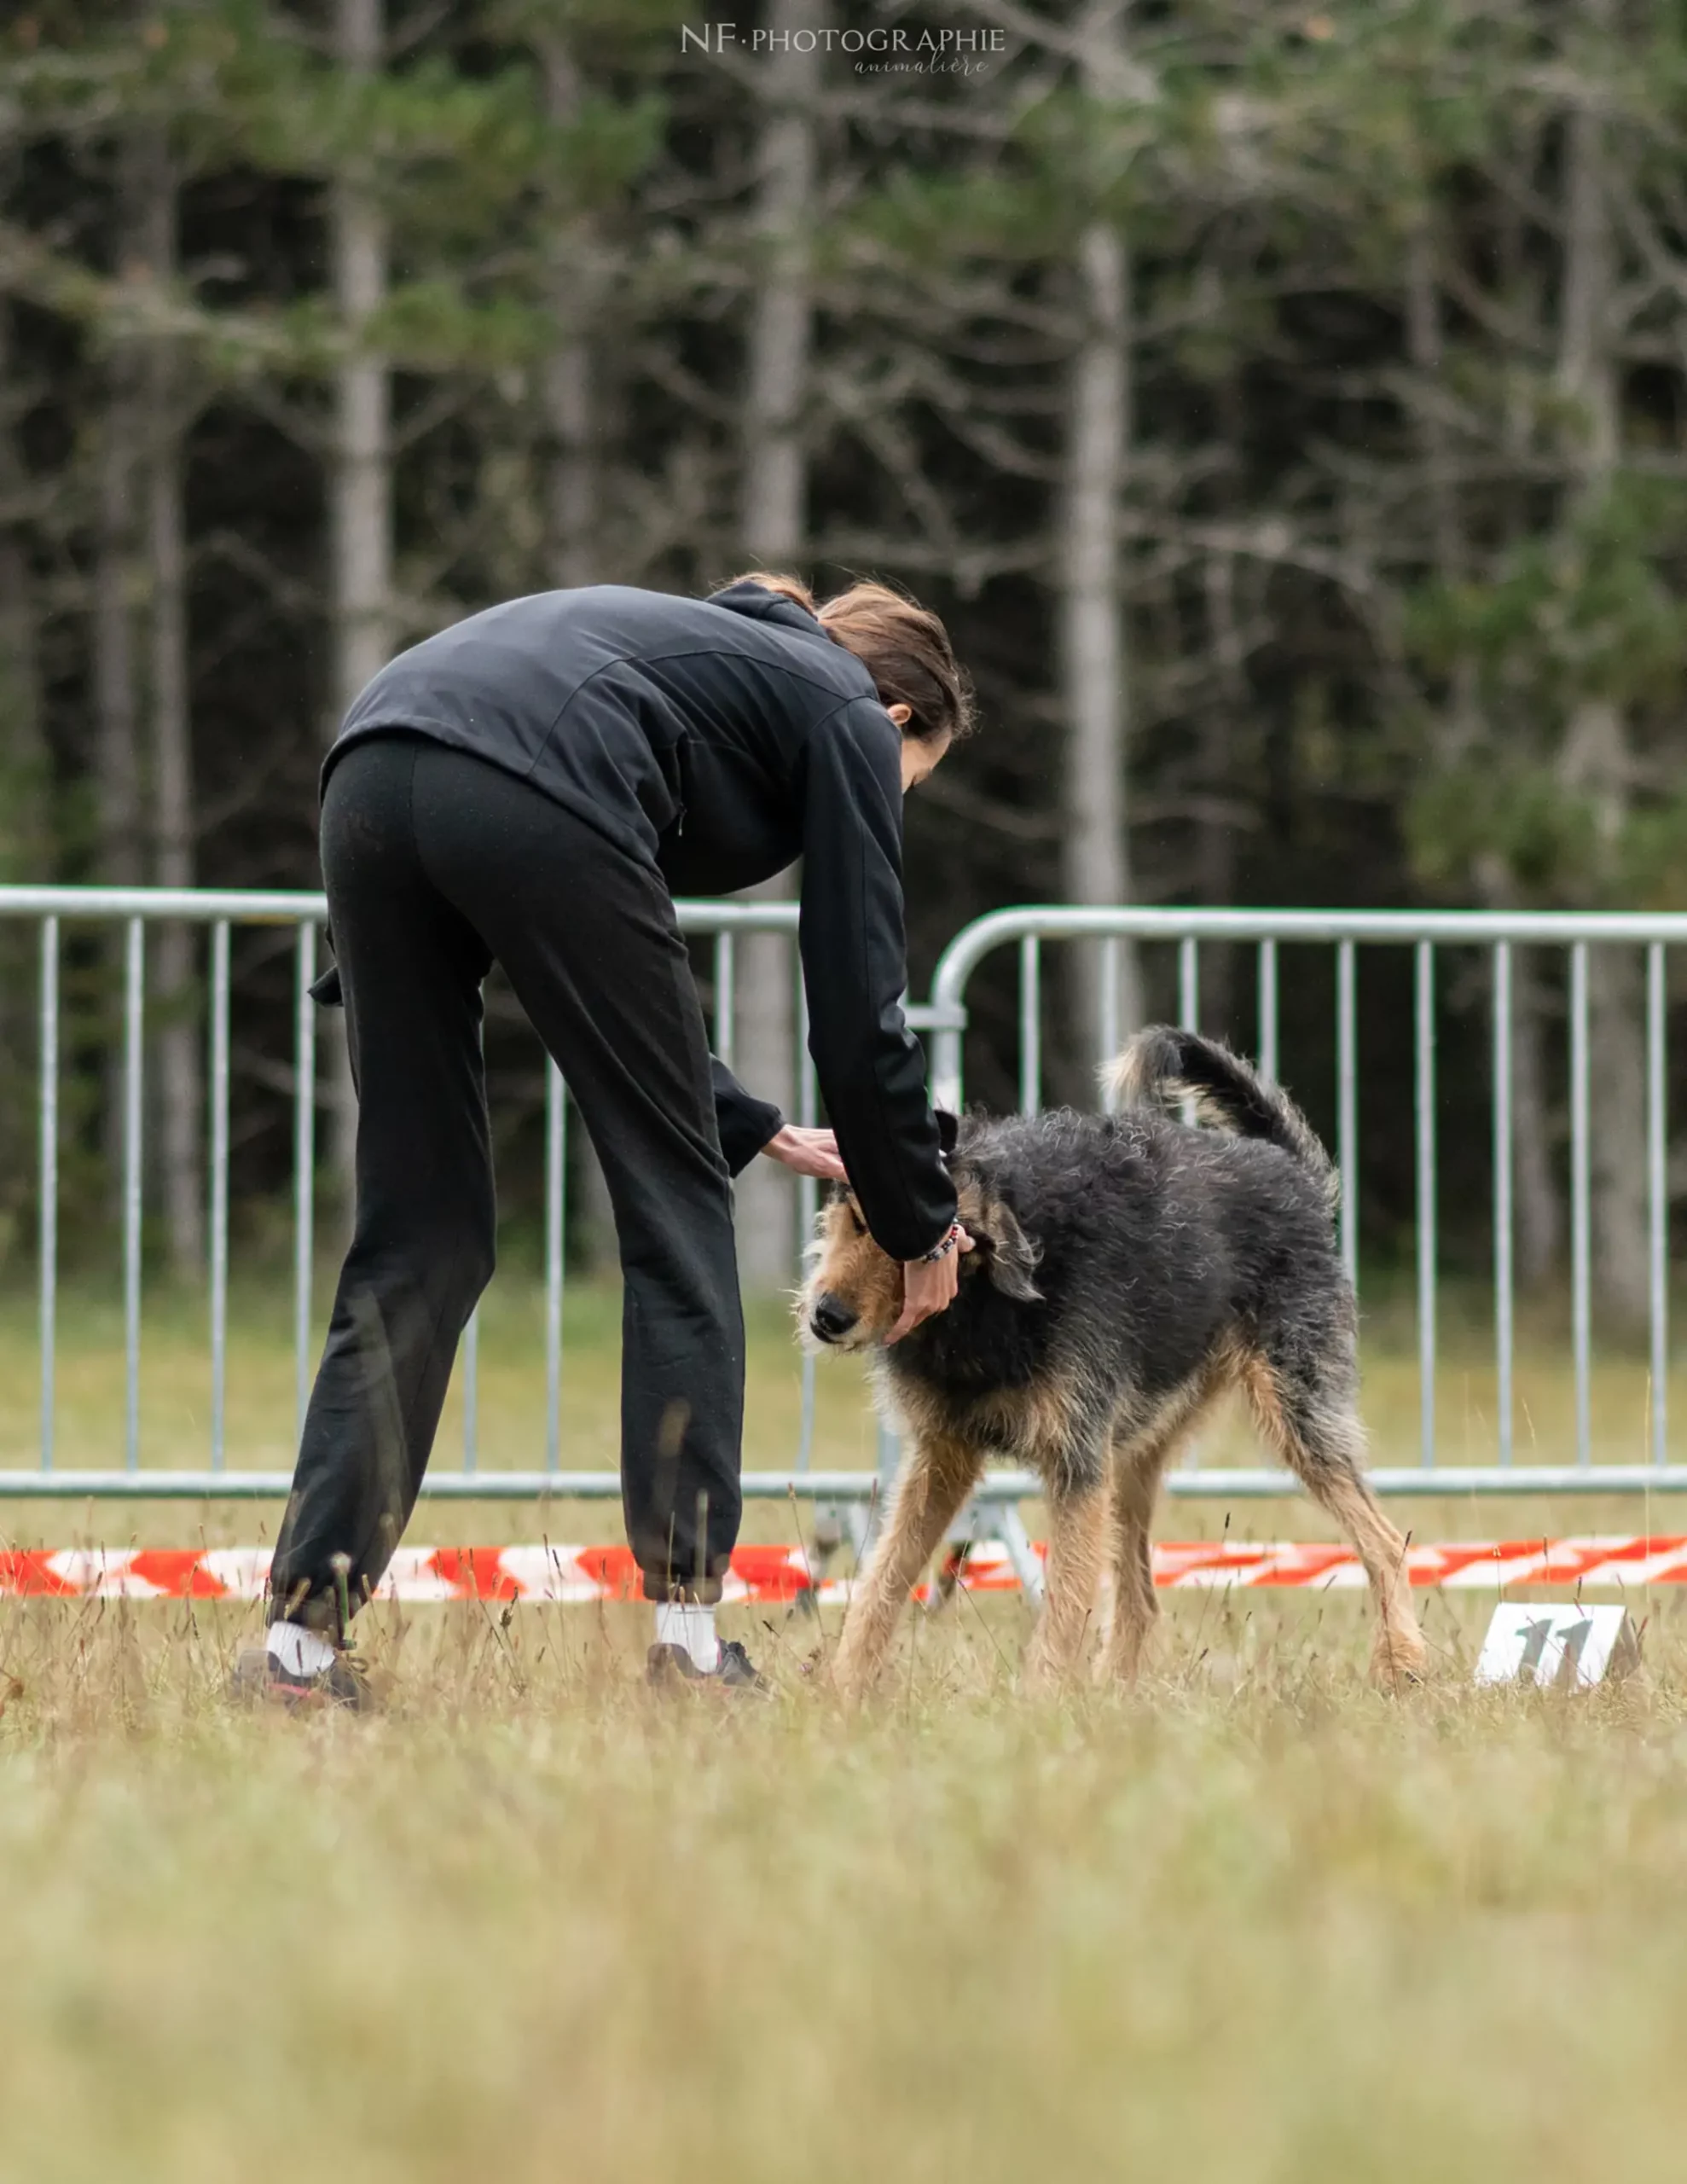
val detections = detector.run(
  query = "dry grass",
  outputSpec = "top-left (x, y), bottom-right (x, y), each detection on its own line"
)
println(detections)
top-left (1, 1590), bottom-right (1686, 2181)
top-left (0, 1278), bottom-right (1685, 2177)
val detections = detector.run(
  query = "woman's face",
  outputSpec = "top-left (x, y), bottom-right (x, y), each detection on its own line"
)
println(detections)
top-left (885, 704), bottom-right (952, 793)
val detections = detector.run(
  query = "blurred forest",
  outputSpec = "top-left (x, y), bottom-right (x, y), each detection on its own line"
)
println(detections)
top-left (6, 0), bottom-right (1687, 1311)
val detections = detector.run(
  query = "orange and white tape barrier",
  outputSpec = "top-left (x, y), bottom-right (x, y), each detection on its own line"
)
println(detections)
top-left (3, 1536), bottom-right (1687, 1603)
top-left (945, 1536), bottom-right (1687, 1596)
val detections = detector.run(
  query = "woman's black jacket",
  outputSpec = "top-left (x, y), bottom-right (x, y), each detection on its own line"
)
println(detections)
top-left (310, 578), bottom-right (956, 1262)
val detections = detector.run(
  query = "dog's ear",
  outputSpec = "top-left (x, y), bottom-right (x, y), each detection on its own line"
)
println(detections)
top-left (971, 1194), bottom-right (1042, 1302)
top-left (934, 1109), bottom-right (960, 1160)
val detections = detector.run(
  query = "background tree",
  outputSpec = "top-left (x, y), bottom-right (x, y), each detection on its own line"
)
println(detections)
top-left (732, 0), bottom-right (825, 1287)
top-left (10, 0), bottom-right (1687, 1326)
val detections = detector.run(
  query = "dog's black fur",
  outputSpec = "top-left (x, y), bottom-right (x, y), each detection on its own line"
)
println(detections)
top-left (872, 1029), bottom-right (1351, 1487)
top-left (805, 1027), bottom-right (1425, 1693)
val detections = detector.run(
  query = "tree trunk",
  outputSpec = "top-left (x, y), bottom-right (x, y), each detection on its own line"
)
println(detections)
top-left (1588, 941), bottom-right (1651, 1327)
top-left (1407, 218), bottom-right (1562, 1284)
top-left (1562, 701), bottom-right (1650, 1328)
top-left (0, 305), bottom-right (46, 876)
top-left (1197, 552), bottom-right (1243, 1033)
top-left (140, 131), bottom-right (205, 1280)
top-left (540, 32), bottom-right (617, 1274)
top-left (1509, 944), bottom-right (1563, 1289)
top-left (95, 186), bottom-right (146, 1217)
top-left (95, 374), bottom-right (143, 884)
top-left (1556, 44), bottom-right (1647, 1333)
top-left (542, 39), bottom-right (597, 601)
top-left (326, 0), bottom-right (393, 1210)
top-left (1055, 2), bottom-right (1142, 1105)
top-left (1058, 202), bottom-right (1140, 1095)
top-left (0, 300), bottom-right (48, 1206)
top-left (732, 0), bottom-right (823, 1288)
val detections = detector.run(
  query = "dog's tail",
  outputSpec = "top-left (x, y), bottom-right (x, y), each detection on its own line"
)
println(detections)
top-left (1104, 1026), bottom-right (1337, 1209)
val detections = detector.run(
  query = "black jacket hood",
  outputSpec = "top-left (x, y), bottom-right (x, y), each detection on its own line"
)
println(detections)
top-left (704, 578), bottom-right (832, 642)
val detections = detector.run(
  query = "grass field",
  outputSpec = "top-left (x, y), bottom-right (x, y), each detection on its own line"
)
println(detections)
top-left (5, 1595), bottom-right (1687, 2180)
top-left (3, 1277), bottom-right (1687, 2178)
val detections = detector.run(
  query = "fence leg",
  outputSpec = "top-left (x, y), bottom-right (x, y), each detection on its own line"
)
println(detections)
top-left (994, 1504), bottom-right (1046, 1608)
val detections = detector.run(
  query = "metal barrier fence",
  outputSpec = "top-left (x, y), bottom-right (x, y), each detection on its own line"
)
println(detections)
top-left (932, 906), bottom-right (1687, 1497)
top-left (6, 889), bottom-right (1687, 1508)
top-left (4, 884), bottom-right (866, 1504)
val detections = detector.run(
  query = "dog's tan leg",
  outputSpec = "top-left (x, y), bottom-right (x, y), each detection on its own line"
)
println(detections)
top-left (1019, 1479), bottom-right (1107, 1693)
top-left (1094, 1381), bottom-right (1215, 1685)
top-left (831, 1436), bottom-right (980, 1703)
top-left (1099, 1438), bottom-right (1173, 1685)
top-left (1094, 1393), bottom-right (1213, 1685)
top-left (1241, 1356), bottom-right (1427, 1687)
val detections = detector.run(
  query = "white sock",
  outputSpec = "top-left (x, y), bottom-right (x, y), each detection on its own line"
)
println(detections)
top-left (267, 1620), bottom-right (338, 1678)
top-left (653, 1600), bottom-right (719, 1674)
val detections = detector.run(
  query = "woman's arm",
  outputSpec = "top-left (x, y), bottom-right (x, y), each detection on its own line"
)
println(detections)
top-left (796, 695), bottom-right (957, 1261)
top-left (709, 1054), bottom-right (784, 1175)
top-left (710, 1059), bottom-right (844, 1178)
top-left (761, 1124), bottom-right (847, 1179)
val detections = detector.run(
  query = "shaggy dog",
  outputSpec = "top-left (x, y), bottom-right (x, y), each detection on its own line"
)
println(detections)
top-left (798, 1027), bottom-right (1427, 1699)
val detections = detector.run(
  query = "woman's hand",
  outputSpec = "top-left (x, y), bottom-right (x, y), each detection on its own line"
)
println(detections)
top-left (760, 1124), bottom-right (848, 1181)
top-left (887, 1227), bottom-right (975, 1344)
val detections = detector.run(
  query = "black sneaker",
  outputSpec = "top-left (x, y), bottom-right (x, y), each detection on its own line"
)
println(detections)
top-left (645, 1638), bottom-right (771, 1694)
top-left (229, 1645), bottom-right (374, 1714)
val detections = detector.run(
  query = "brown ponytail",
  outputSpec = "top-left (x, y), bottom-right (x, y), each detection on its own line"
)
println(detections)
top-left (722, 570), bottom-right (978, 746)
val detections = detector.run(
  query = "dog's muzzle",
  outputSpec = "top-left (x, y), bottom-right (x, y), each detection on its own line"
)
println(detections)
top-left (809, 1294), bottom-right (859, 1345)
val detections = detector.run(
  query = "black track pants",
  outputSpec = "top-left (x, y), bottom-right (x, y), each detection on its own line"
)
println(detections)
top-left (268, 733), bottom-right (745, 1623)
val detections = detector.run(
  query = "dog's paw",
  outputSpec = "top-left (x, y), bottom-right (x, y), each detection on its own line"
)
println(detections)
top-left (1370, 1631), bottom-right (1429, 1690)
